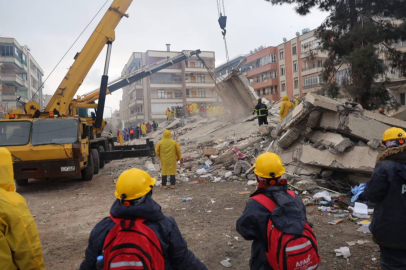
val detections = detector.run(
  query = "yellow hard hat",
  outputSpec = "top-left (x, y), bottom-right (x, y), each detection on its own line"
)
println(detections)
top-left (254, 152), bottom-right (286, 179)
top-left (115, 168), bottom-right (156, 200)
top-left (382, 127), bottom-right (406, 142)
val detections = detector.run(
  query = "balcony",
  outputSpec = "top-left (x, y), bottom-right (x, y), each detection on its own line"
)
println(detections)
top-left (129, 113), bottom-right (145, 121)
top-left (0, 55), bottom-right (27, 72)
top-left (186, 97), bottom-right (217, 103)
top-left (185, 82), bottom-right (215, 88)
top-left (251, 79), bottom-right (278, 90)
top-left (150, 81), bottom-right (182, 88)
top-left (303, 82), bottom-right (324, 90)
top-left (129, 97), bottom-right (144, 107)
top-left (0, 74), bottom-right (29, 89)
top-left (300, 49), bottom-right (328, 59)
top-left (151, 98), bottom-right (183, 104)
top-left (185, 66), bottom-right (211, 73)
top-left (246, 63), bottom-right (277, 78)
top-left (301, 66), bottom-right (323, 76)
top-left (157, 66), bottom-right (182, 74)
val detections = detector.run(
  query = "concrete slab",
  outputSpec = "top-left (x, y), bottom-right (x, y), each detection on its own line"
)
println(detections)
top-left (319, 111), bottom-right (341, 130)
top-left (307, 131), bottom-right (346, 146)
top-left (306, 93), bottom-right (342, 112)
top-left (363, 110), bottom-right (406, 129)
top-left (346, 115), bottom-right (390, 141)
top-left (299, 145), bottom-right (379, 174)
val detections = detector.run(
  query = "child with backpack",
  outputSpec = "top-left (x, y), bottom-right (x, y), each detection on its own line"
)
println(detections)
top-left (236, 153), bottom-right (320, 270)
top-left (80, 168), bottom-right (207, 270)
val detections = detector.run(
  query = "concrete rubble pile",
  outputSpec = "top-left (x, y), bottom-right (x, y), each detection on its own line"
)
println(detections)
top-left (269, 92), bottom-right (406, 191)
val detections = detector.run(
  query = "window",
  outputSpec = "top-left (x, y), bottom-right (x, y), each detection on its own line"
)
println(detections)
top-left (185, 74), bottom-right (189, 82)
top-left (293, 61), bottom-right (298, 72)
top-left (257, 90), bottom-right (261, 96)
top-left (175, 92), bottom-right (183, 98)
top-left (186, 89), bottom-right (190, 98)
top-left (257, 76), bottom-right (260, 83)
top-left (312, 62), bottom-right (316, 68)
top-left (280, 51), bottom-right (284, 60)
top-left (0, 121), bottom-right (31, 146)
top-left (197, 74), bottom-right (205, 83)
top-left (158, 89), bottom-right (166, 99)
top-left (318, 60), bottom-right (323, 67)
top-left (198, 89), bottom-right (206, 97)
top-left (401, 93), bottom-right (406, 106)
top-left (281, 66), bottom-right (285, 76)
top-left (292, 46), bottom-right (297, 55)
top-left (294, 79), bottom-right (299, 89)
top-left (265, 87), bottom-right (271, 95)
top-left (196, 60), bottom-right (204, 68)
top-left (281, 83), bottom-right (286, 92)
top-left (262, 73), bottom-right (267, 81)
top-left (32, 119), bottom-right (78, 145)
top-left (303, 75), bottom-right (324, 88)
top-left (167, 92), bottom-right (172, 99)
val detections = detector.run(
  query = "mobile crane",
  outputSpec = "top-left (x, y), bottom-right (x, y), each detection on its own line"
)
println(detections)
top-left (0, 0), bottom-right (202, 186)
top-left (0, 0), bottom-right (135, 186)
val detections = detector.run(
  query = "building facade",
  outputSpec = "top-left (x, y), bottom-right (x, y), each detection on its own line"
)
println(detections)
top-left (277, 29), bottom-right (328, 99)
top-left (120, 49), bottom-right (216, 126)
top-left (244, 47), bottom-right (279, 101)
top-left (0, 37), bottom-right (44, 117)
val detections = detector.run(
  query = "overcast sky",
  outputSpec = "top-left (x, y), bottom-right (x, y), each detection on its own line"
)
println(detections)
top-left (0, 0), bottom-right (327, 117)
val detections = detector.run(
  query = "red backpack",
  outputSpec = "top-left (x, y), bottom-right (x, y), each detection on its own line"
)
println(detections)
top-left (102, 216), bottom-right (164, 270)
top-left (252, 191), bottom-right (321, 270)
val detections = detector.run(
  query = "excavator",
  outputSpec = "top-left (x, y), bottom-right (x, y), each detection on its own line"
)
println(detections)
top-left (0, 0), bottom-right (200, 186)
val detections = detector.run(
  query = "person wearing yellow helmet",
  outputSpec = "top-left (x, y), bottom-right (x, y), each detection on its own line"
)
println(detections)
top-left (0, 148), bottom-right (45, 270)
top-left (80, 168), bottom-right (207, 270)
top-left (237, 153), bottom-right (317, 270)
top-left (364, 127), bottom-right (406, 269)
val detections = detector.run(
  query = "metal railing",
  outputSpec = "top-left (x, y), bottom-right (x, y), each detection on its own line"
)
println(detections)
top-left (302, 66), bottom-right (322, 72)
top-left (150, 80), bottom-right (182, 84)
top-left (303, 82), bottom-right (324, 89)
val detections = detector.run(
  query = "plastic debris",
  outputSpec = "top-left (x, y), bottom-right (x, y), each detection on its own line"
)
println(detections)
top-left (239, 191), bottom-right (251, 195)
top-left (213, 177), bottom-right (222, 183)
top-left (313, 191), bottom-right (332, 202)
top-left (357, 226), bottom-right (371, 234)
top-left (225, 208), bottom-right (234, 210)
top-left (196, 168), bottom-right (207, 175)
top-left (225, 171), bottom-right (233, 178)
top-left (220, 258), bottom-right (232, 268)
top-left (180, 197), bottom-right (193, 202)
top-left (335, 246), bottom-right (351, 259)
top-left (329, 218), bottom-right (344, 225)
top-left (351, 183), bottom-right (366, 202)
top-left (247, 180), bottom-right (258, 186)
top-left (155, 180), bottom-right (162, 187)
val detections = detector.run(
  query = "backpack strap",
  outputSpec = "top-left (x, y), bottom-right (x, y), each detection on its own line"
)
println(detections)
top-left (109, 216), bottom-right (147, 229)
top-left (252, 190), bottom-right (296, 213)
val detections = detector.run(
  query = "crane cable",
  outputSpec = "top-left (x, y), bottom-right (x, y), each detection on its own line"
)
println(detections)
top-left (216, 0), bottom-right (229, 64)
top-left (30, 0), bottom-right (109, 101)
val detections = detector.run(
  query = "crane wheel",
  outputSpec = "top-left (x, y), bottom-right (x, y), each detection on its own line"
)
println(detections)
top-left (81, 152), bottom-right (94, 181)
top-left (98, 146), bottom-right (106, 169)
top-left (91, 149), bottom-right (100, 174)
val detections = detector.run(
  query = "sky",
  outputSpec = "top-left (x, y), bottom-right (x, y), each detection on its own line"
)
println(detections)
top-left (0, 0), bottom-right (328, 117)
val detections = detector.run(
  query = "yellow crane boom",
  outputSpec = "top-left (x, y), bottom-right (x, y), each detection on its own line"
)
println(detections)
top-left (45, 0), bottom-right (133, 115)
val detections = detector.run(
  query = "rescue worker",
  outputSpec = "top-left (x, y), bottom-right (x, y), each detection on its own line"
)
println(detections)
top-left (207, 104), bottom-right (213, 120)
top-left (79, 168), bottom-right (207, 270)
top-left (141, 122), bottom-right (147, 137)
top-left (129, 126), bottom-right (134, 140)
top-left (199, 105), bottom-right (205, 117)
top-left (364, 127), bottom-right (406, 269)
top-left (155, 129), bottom-right (182, 190)
top-left (152, 120), bottom-right (158, 131)
top-left (0, 148), bottom-right (45, 270)
top-left (279, 95), bottom-right (294, 122)
top-left (295, 96), bottom-right (300, 107)
top-left (236, 152), bottom-right (309, 270)
top-left (135, 124), bottom-right (141, 139)
top-left (108, 130), bottom-right (114, 138)
top-left (166, 107), bottom-right (172, 121)
top-left (253, 98), bottom-right (268, 126)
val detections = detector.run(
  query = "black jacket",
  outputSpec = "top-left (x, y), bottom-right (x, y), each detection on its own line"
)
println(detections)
top-left (364, 144), bottom-right (406, 249)
top-left (236, 185), bottom-right (308, 270)
top-left (80, 194), bottom-right (207, 270)
top-left (254, 103), bottom-right (268, 117)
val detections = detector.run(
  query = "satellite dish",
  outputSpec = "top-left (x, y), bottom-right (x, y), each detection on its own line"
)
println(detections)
top-left (283, 38), bottom-right (287, 42)
top-left (296, 32), bottom-right (300, 37)
top-left (254, 48), bottom-right (258, 52)
top-left (250, 50), bottom-right (254, 55)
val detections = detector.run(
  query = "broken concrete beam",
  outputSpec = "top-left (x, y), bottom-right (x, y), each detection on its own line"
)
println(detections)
top-left (319, 112), bottom-right (391, 142)
top-left (299, 145), bottom-right (379, 174)
top-left (363, 110), bottom-right (406, 129)
top-left (233, 160), bottom-right (251, 175)
top-left (280, 102), bottom-right (313, 131)
top-left (307, 131), bottom-right (352, 153)
top-left (285, 162), bottom-right (321, 176)
top-left (278, 120), bottom-right (307, 149)
top-left (274, 141), bottom-right (303, 165)
top-left (367, 139), bottom-right (382, 149)
top-left (294, 179), bottom-right (318, 191)
top-left (307, 110), bottom-right (322, 128)
top-left (203, 147), bottom-right (218, 156)
top-left (215, 138), bottom-right (261, 164)
top-left (259, 125), bottom-right (270, 136)
top-left (306, 92), bottom-right (342, 112)
top-left (166, 119), bottom-right (181, 130)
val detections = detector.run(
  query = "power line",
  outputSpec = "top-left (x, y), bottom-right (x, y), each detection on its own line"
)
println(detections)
top-left (30, 0), bottom-right (110, 101)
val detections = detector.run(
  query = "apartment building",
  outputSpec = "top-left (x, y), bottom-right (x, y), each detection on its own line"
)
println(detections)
top-left (0, 37), bottom-right (44, 117)
top-left (244, 47), bottom-right (279, 101)
top-left (120, 48), bottom-right (216, 126)
top-left (215, 55), bottom-right (250, 79)
top-left (277, 29), bottom-right (328, 99)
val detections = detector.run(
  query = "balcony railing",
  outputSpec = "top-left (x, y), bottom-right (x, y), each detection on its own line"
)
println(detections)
top-left (165, 65), bottom-right (181, 69)
top-left (302, 66), bottom-right (322, 72)
top-left (303, 82), bottom-right (324, 89)
top-left (150, 80), bottom-right (182, 84)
